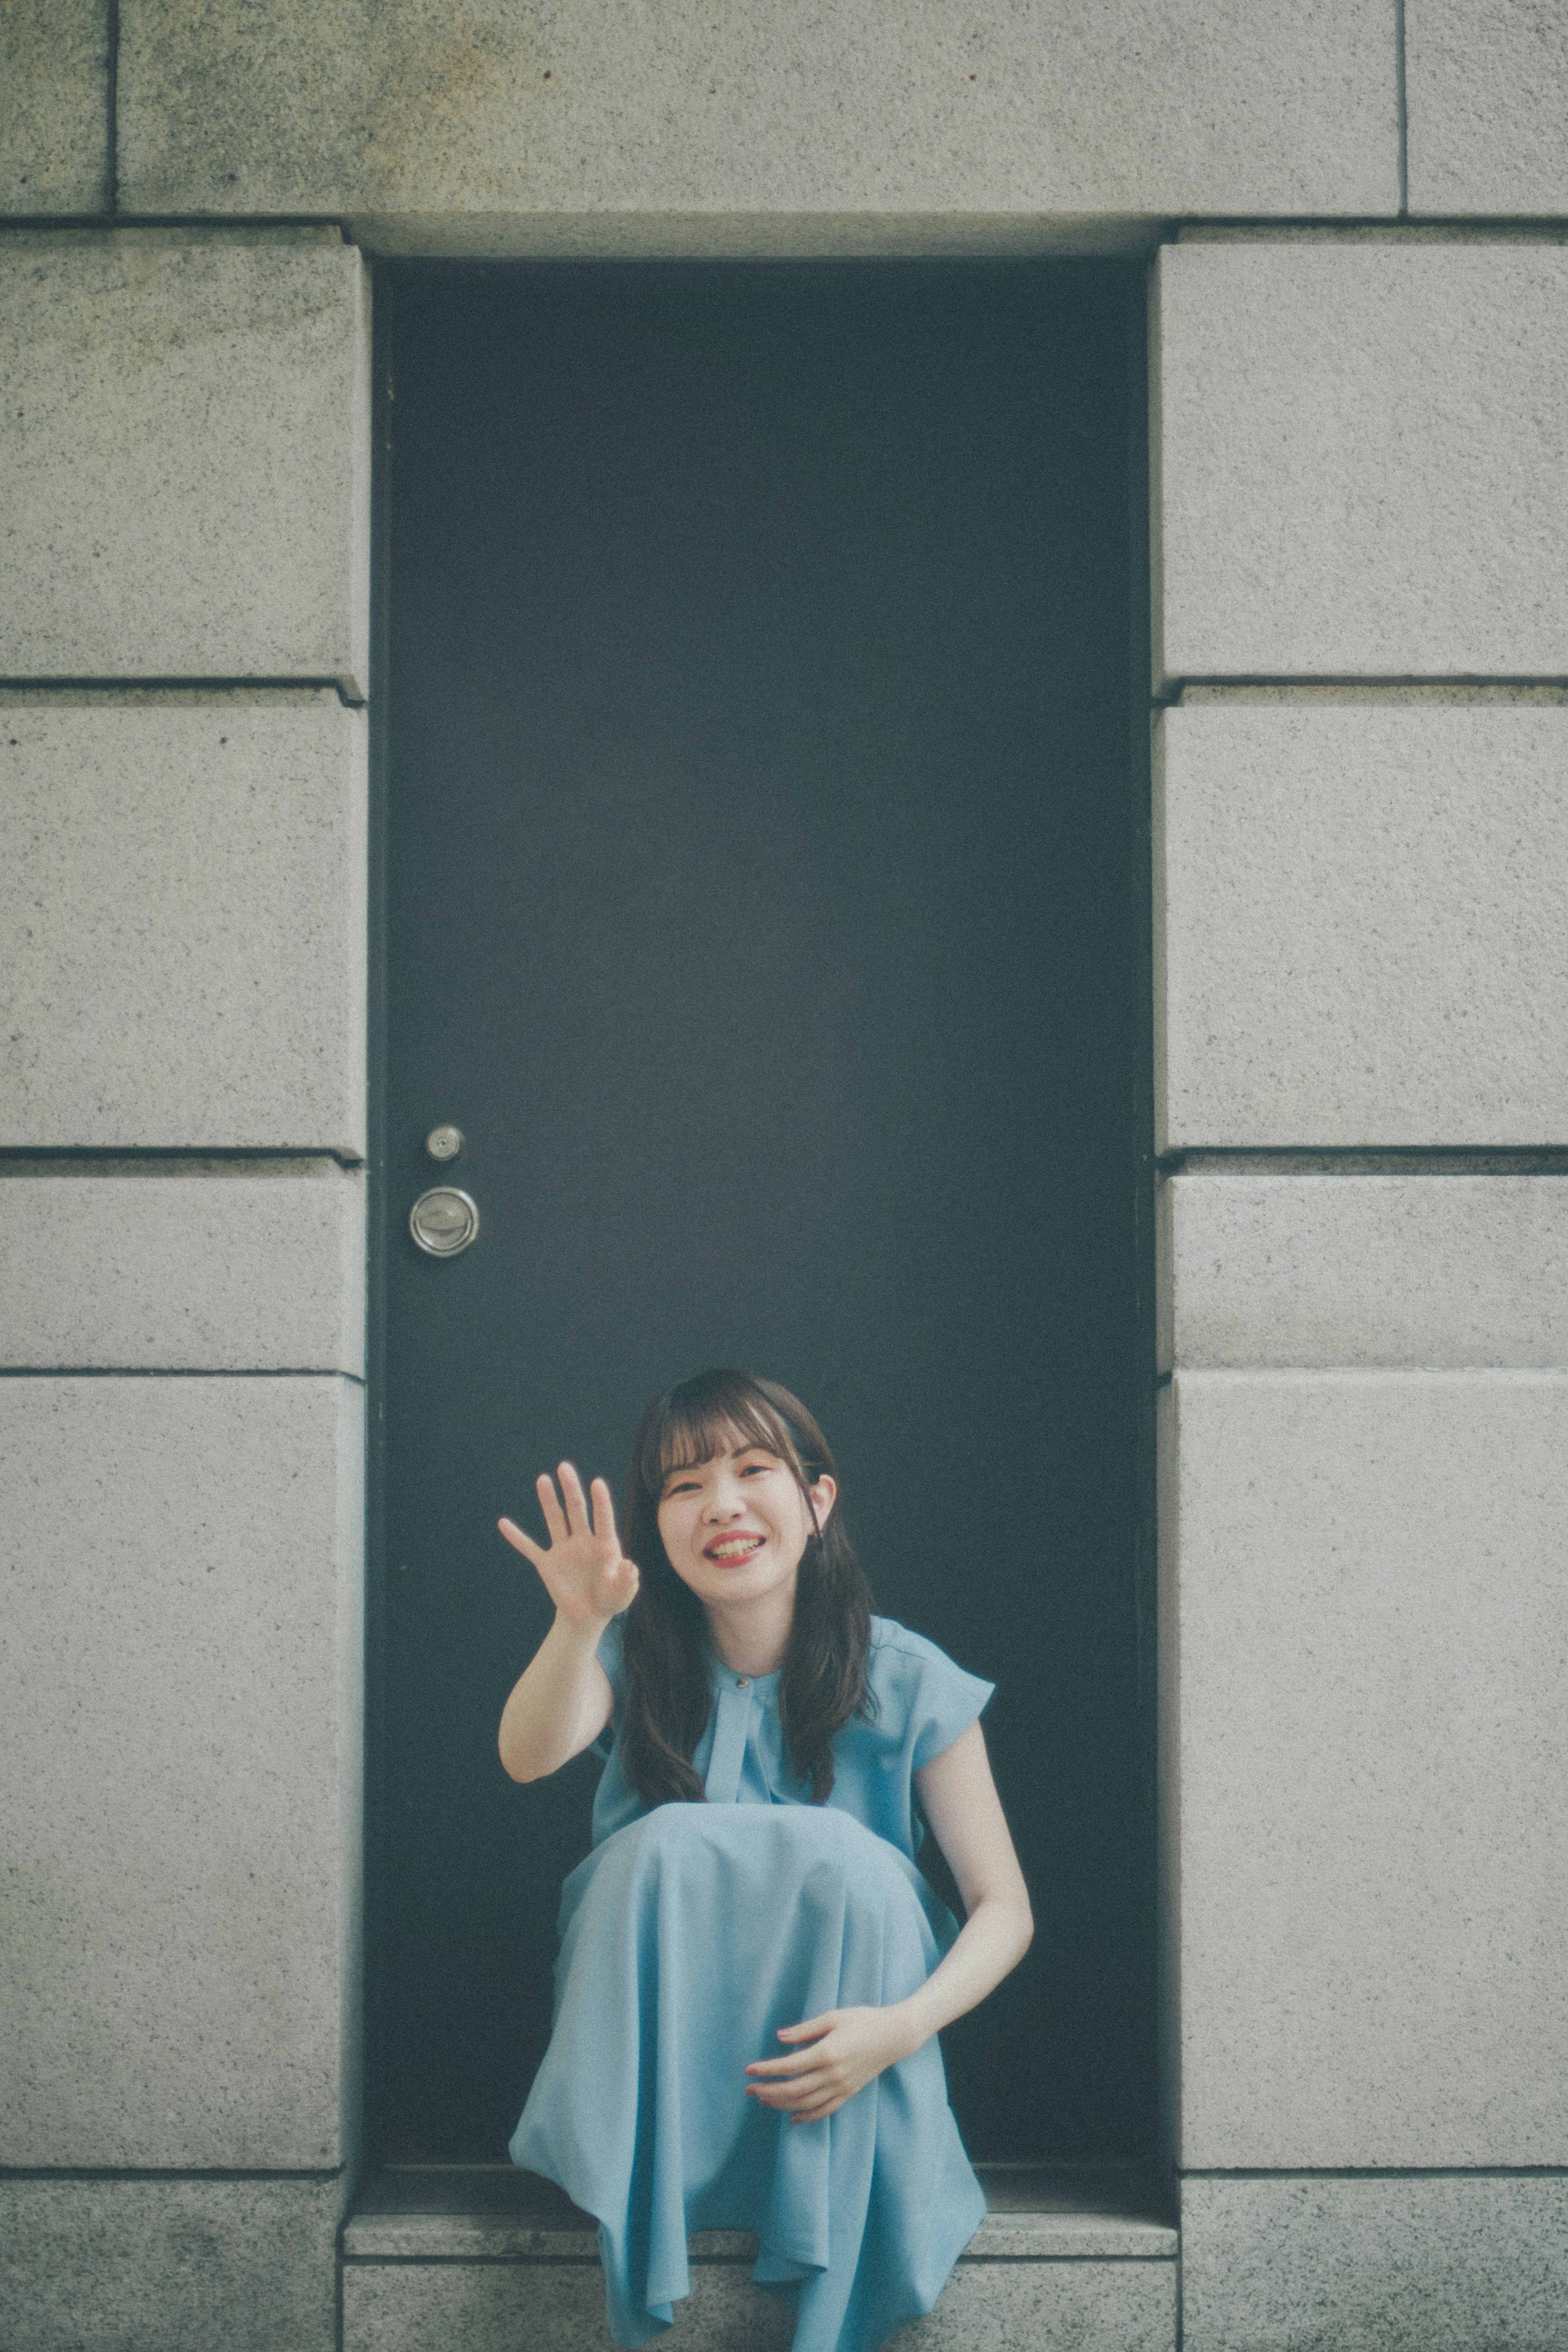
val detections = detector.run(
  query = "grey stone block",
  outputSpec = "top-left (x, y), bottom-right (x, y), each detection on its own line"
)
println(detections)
top-left (1153, 241), bottom-right (1568, 683)
top-left (1181, 2174), bottom-right (1568, 2352)
top-left (1165, 1370), bottom-right (1568, 2167)
top-left (900, 2262), bottom-right (1176, 2349)
top-left (0, 1375), bottom-right (363, 2167)
top-left (0, 231), bottom-right (369, 691)
top-left (1159, 1173), bottom-right (1568, 1370)
top-left (0, 1165), bottom-right (365, 1371)
top-left (1408, 1), bottom-right (1568, 215)
top-left (0, 2175), bottom-right (339, 2352)
top-left (343, 2257), bottom-right (1176, 2352)
top-left (1154, 704), bottom-right (1568, 1148)
top-left (345, 2262), bottom-right (795, 2352)
top-left (118, 1), bottom-right (1396, 238)
top-left (0, 0), bottom-right (109, 212)
top-left (0, 696), bottom-right (367, 1151)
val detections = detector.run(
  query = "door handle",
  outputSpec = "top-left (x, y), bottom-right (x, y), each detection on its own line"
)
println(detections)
top-left (409, 1187), bottom-right (480, 1257)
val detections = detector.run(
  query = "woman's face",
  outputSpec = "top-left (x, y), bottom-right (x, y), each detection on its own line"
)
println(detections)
top-left (656, 1443), bottom-right (837, 1617)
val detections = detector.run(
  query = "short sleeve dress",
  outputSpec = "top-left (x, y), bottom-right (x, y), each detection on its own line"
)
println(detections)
top-left (508, 1616), bottom-right (995, 2352)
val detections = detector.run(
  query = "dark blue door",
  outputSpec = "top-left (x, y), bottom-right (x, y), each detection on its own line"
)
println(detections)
top-left (376, 259), bottom-right (1152, 2167)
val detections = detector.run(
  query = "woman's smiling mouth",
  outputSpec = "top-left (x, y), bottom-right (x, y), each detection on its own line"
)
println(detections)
top-left (704, 1534), bottom-right (766, 1563)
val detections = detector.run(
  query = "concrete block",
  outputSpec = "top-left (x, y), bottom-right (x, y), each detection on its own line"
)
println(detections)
top-left (1159, 1174), bottom-right (1568, 1370)
top-left (903, 2262), bottom-right (1176, 2350)
top-left (1153, 241), bottom-right (1568, 682)
top-left (0, 230), bottom-right (369, 691)
top-left (1407, 2), bottom-right (1568, 216)
top-left (118, 1), bottom-right (1396, 241)
top-left (0, 2175), bottom-right (339, 2352)
top-left (343, 2257), bottom-right (1176, 2352)
top-left (1165, 1370), bottom-right (1568, 2167)
top-left (0, 696), bottom-right (367, 1151)
top-left (1181, 2174), bottom-right (1568, 2352)
top-left (0, 1376), bottom-right (363, 2167)
top-left (1154, 704), bottom-right (1568, 1148)
top-left (0, 1), bottom-right (109, 212)
top-left (345, 2263), bottom-right (794, 2352)
top-left (0, 1166), bottom-right (365, 1371)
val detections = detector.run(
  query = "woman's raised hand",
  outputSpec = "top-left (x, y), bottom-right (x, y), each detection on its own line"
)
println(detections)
top-left (498, 1462), bottom-right (639, 1625)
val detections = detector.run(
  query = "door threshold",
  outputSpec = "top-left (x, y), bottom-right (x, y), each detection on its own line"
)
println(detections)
top-left (343, 2163), bottom-right (1177, 2263)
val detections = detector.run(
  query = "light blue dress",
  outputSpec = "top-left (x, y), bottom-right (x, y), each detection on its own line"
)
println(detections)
top-left (509, 1615), bottom-right (994, 2352)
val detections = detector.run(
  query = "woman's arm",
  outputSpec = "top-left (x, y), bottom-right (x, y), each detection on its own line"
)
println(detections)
top-left (746, 1720), bottom-right (1032, 2121)
top-left (885, 1719), bottom-right (1034, 2041)
top-left (497, 1614), bottom-right (616, 1783)
top-left (496, 1463), bottom-right (637, 1783)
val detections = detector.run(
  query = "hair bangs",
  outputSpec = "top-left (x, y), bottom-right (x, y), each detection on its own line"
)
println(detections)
top-left (635, 1369), bottom-right (809, 1498)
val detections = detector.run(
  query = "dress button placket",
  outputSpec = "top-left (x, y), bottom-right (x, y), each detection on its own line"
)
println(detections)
top-left (702, 1678), bottom-right (752, 1804)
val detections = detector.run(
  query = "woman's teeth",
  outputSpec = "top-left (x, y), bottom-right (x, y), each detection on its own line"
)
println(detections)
top-left (708, 1537), bottom-right (763, 1562)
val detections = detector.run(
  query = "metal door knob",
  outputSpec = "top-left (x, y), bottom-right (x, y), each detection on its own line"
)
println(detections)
top-left (410, 1186), bottom-right (479, 1257)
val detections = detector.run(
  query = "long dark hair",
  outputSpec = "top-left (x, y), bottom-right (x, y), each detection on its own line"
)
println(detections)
top-left (619, 1369), bottom-right (876, 1809)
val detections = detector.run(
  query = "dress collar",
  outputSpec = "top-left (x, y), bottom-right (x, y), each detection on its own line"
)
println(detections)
top-left (703, 1639), bottom-right (783, 1693)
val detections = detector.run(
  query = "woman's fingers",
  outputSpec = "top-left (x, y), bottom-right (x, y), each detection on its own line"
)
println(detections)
top-left (497, 1516), bottom-right (546, 1566)
top-left (749, 2077), bottom-right (831, 2107)
top-left (747, 2013), bottom-right (837, 2084)
top-left (747, 2007), bottom-right (900, 2118)
top-left (588, 1475), bottom-right (618, 1545)
top-left (535, 1473), bottom-right (570, 1546)
top-left (750, 2074), bottom-right (836, 2113)
top-left (556, 1460), bottom-right (592, 1536)
top-left (746, 2047), bottom-right (823, 2080)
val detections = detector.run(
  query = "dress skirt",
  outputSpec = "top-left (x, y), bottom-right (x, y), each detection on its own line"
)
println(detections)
top-left (509, 1801), bottom-right (987, 2352)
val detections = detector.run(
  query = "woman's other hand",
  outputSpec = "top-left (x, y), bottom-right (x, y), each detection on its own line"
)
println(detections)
top-left (498, 1461), bottom-right (639, 1624)
top-left (743, 2006), bottom-right (918, 2123)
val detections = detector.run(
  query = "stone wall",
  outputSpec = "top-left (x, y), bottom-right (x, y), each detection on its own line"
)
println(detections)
top-left (0, 195), bottom-right (371, 2352)
top-left (1153, 216), bottom-right (1568, 2350)
top-left (3, 7), bottom-right (1565, 2348)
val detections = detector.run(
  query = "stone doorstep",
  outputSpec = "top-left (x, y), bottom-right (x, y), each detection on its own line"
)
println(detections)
top-left (341, 2164), bottom-right (1179, 2264)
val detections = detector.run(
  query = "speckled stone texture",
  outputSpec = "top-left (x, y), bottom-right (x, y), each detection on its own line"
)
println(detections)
top-left (1163, 1370), bottom-right (1568, 2167)
top-left (0, 0), bottom-right (109, 212)
top-left (1159, 1173), bottom-right (1568, 1370)
top-left (1180, 2174), bottom-right (1568, 2352)
top-left (0, 1376), bottom-right (363, 2167)
top-left (1407, 1), bottom-right (1568, 215)
top-left (901, 2261), bottom-right (1176, 2349)
top-left (343, 2256), bottom-right (1177, 2351)
top-left (0, 1166), bottom-right (365, 1371)
top-left (1154, 705), bottom-right (1568, 1148)
top-left (345, 2262), bottom-right (795, 2352)
top-left (0, 231), bottom-right (369, 690)
top-left (117, 0), bottom-right (1396, 243)
top-left (0, 2175), bottom-right (339, 2352)
top-left (0, 696), bottom-right (367, 1151)
top-left (1153, 241), bottom-right (1568, 683)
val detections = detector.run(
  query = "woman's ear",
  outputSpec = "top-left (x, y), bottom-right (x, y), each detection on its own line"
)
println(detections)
top-left (808, 1473), bottom-right (837, 1529)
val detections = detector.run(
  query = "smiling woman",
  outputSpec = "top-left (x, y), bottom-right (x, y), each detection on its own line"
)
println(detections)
top-left (613, 1372), bottom-right (872, 1810)
top-left (493, 1369), bottom-right (1033, 2352)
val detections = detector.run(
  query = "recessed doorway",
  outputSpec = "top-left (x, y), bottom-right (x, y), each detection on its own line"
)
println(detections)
top-left (372, 257), bottom-right (1153, 2169)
